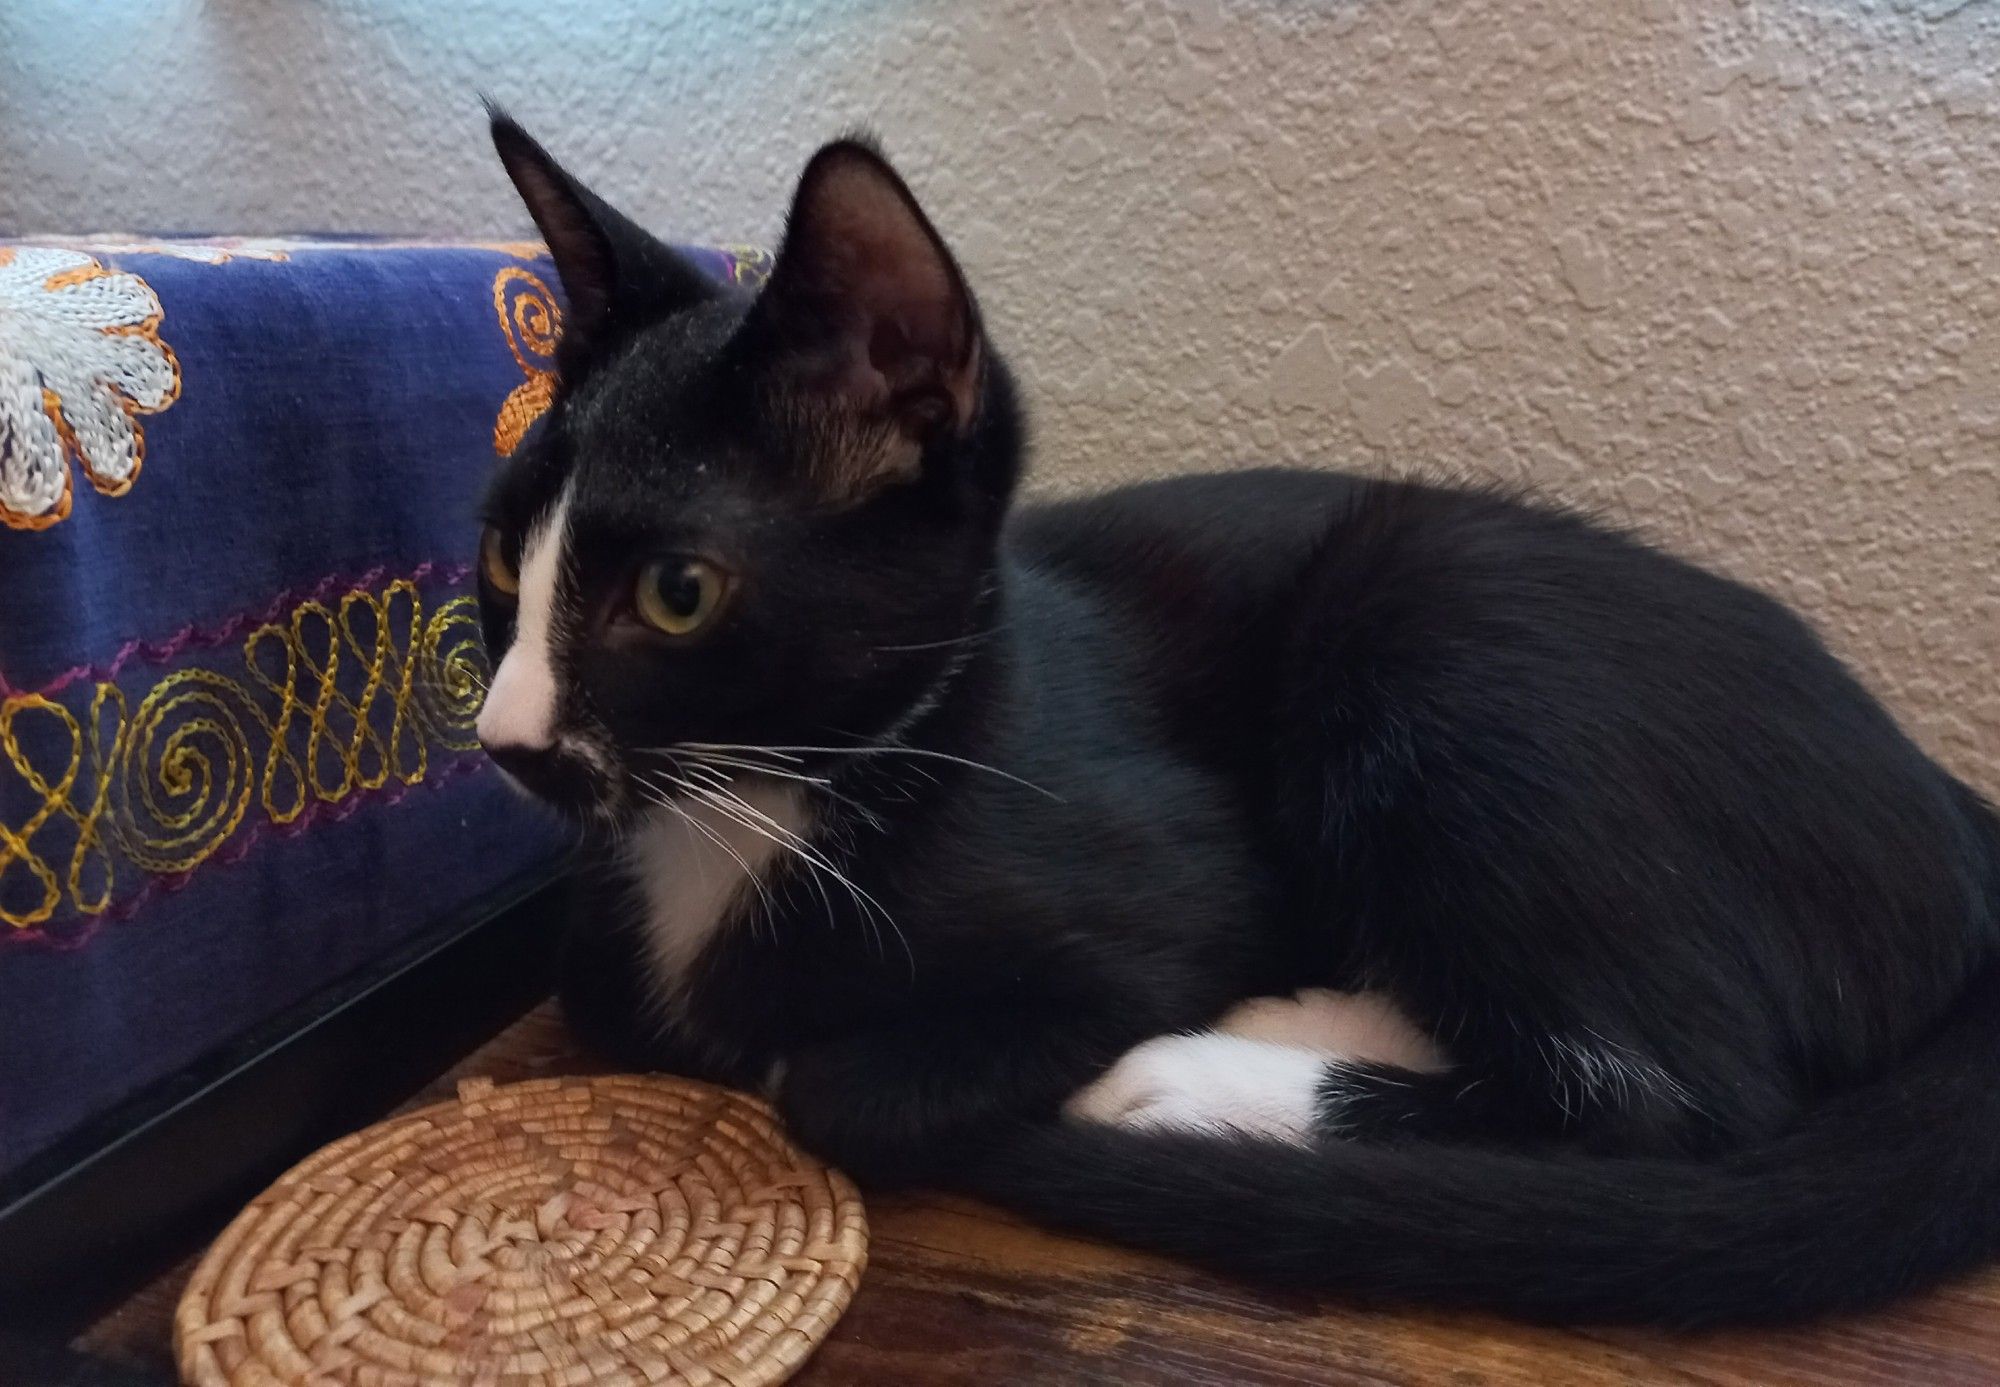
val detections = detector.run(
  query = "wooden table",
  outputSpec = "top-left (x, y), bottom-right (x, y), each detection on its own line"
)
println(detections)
top-left (83, 1005), bottom-right (2000, 1385)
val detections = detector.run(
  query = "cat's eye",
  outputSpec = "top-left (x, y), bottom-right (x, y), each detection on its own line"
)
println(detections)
top-left (634, 556), bottom-right (729, 638)
top-left (481, 527), bottom-right (519, 597)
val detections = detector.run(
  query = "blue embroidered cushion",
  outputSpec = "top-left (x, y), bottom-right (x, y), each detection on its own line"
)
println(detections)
top-left (0, 236), bottom-right (770, 1185)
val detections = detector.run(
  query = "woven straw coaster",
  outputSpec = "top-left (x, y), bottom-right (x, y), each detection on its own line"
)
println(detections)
top-left (174, 1074), bottom-right (867, 1386)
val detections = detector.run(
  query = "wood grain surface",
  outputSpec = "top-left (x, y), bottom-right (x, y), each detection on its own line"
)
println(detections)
top-left (82, 1004), bottom-right (2000, 1386)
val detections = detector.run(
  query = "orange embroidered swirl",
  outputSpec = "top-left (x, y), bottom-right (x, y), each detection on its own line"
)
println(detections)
top-left (495, 266), bottom-right (562, 373)
top-left (487, 250), bottom-right (771, 456)
top-left (492, 267), bottom-right (562, 455)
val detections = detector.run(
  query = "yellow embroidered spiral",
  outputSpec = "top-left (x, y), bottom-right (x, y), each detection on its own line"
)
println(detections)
top-left (0, 581), bottom-right (490, 929)
top-left (115, 670), bottom-right (262, 875)
top-left (0, 696), bottom-right (84, 924)
top-left (416, 595), bottom-right (488, 751)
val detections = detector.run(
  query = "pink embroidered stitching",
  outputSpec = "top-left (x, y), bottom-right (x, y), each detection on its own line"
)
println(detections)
top-left (0, 560), bottom-right (474, 700)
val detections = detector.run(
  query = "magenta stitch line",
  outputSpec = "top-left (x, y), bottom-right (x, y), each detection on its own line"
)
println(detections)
top-left (2, 754), bottom-right (490, 953)
top-left (0, 560), bottom-right (475, 700)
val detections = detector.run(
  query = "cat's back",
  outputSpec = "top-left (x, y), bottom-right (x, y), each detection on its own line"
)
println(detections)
top-left (1009, 466), bottom-right (1362, 602)
top-left (1274, 472), bottom-right (1999, 1076)
top-left (1005, 469), bottom-right (1362, 763)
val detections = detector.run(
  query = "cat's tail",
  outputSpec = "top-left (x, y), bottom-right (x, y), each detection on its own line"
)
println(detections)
top-left (961, 962), bottom-right (2000, 1327)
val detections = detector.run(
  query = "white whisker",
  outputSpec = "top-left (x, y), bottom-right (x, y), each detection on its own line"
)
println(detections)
top-left (680, 751), bottom-right (831, 788)
top-left (664, 760), bottom-right (854, 923)
top-left (669, 749), bottom-right (890, 829)
top-left (637, 780), bottom-right (775, 930)
top-left (678, 740), bottom-right (1062, 802)
top-left (873, 626), bottom-right (1003, 654)
top-left (672, 774), bottom-right (914, 979)
top-left (653, 742), bottom-right (806, 766)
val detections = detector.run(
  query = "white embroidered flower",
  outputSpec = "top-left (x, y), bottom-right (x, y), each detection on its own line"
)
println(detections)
top-left (31, 235), bottom-right (295, 265)
top-left (116, 238), bottom-right (294, 265)
top-left (0, 246), bottom-right (181, 530)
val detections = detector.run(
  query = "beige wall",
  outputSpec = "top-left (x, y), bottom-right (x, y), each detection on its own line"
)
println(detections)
top-left (5, 0), bottom-right (1995, 787)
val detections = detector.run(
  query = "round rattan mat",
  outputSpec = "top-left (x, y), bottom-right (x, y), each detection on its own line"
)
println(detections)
top-left (174, 1074), bottom-right (867, 1386)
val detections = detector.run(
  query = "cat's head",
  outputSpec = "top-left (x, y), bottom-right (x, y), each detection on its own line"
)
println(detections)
top-left (473, 114), bottom-right (1022, 824)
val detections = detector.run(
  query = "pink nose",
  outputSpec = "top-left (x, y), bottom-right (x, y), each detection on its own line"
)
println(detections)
top-left (476, 648), bottom-right (557, 754)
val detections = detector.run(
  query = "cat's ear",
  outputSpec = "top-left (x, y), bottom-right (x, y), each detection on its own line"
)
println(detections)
top-left (489, 108), bottom-right (714, 368)
top-left (752, 137), bottom-right (983, 491)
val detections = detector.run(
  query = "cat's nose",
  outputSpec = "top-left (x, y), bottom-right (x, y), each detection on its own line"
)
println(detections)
top-left (483, 740), bottom-right (551, 783)
top-left (483, 739), bottom-right (599, 812)
top-left (477, 647), bottom-right (557, 753)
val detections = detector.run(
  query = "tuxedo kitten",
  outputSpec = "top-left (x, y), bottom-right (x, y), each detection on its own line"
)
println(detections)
top-left (475, 112), bottom-right (2000, 1326)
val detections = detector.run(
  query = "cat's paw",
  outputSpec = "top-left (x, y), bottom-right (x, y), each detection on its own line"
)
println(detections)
top-left (1216, 989), bottom-right (1448, 1072)
top-left (1063, 1032), bottom-right (1329, 1145)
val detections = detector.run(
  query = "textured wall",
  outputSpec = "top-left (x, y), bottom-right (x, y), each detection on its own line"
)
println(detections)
top-left (4, 0), bottom-right (1996, 787)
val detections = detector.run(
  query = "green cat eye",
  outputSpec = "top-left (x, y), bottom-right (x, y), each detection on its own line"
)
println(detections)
top-left (635, 556), bottom-right (729, 638)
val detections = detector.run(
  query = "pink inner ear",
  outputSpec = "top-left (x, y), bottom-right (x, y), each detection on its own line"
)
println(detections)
top-left (791, 159), bottom-right (977, 423)
top-left (865, 301), bottom-right (955, 386)
top-left (828, 343), bottom-right (893, 411)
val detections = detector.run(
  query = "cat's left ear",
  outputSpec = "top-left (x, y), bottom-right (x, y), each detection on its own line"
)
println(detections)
top-left (489, 107), bottom-right (715, 371)
top-left (752, 137), bottom-right (983, 489)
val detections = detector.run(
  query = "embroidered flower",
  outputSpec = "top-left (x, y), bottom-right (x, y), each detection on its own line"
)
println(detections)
top-left (720, 244), bottom-right (775, 288)
top-left (107, 238), bottom-right (294, 265)
top-left (472, 240), bottom-right (553, 261)
top-left (0, 247), bottom-right (181, 530)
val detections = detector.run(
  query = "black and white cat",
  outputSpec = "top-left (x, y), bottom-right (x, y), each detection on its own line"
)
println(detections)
top-left (474, 113), bottom-right (2000, 1326)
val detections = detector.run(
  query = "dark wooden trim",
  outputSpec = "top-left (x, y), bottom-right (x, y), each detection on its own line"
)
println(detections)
top-left (0, 868), bottom-right (569, 1334)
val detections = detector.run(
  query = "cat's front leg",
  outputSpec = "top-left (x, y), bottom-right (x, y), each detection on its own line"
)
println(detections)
top-left (774, 1005), bottom-right (1127, 1187)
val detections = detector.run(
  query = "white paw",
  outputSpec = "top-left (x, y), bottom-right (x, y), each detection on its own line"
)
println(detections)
top-left (1216, 989), bottom-right (1448, 1072)
top-left (1064, 1032), bottom-right (1329, 1145)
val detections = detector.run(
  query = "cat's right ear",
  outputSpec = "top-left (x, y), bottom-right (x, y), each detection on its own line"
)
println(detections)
top-left (488, 107), bottom-right (713, 369)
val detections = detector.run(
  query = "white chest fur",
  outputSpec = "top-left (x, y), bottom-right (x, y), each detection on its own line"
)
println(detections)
top-left (621, 781), bottom-right (810, 993)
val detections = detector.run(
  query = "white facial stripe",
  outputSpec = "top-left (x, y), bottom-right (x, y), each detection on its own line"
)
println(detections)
top-left (476, 485), bottom-right (572, 753)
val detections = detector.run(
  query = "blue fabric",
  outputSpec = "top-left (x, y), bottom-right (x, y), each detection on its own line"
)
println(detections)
top-left (0, 236), bottom-right (768, 1182)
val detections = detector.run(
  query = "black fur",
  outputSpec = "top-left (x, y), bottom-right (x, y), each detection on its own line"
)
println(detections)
top-left (480, 114), bottom-right (2000, 1326)
top-left (0, 1334), bottom-right (175, 1387)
